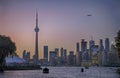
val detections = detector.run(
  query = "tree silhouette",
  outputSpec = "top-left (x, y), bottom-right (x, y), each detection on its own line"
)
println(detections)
top-left (0, 35), bottom-right (16, 71)
top-left (115, 30), bottom-right (120, 58)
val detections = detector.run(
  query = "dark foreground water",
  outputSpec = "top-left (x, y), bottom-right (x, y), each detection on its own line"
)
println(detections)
top-left (0, 67), bottom-right (119, 78)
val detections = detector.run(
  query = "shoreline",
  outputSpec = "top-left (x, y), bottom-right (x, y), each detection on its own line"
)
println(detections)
top-left (3, 65), bottom-right (42, 71)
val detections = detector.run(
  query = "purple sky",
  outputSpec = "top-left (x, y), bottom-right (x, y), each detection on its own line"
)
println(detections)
top-left (0, 0), bottom-right (120, 58)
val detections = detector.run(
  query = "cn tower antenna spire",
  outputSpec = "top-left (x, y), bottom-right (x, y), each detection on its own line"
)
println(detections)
top-left (36, 8), bottom-right (38, 28)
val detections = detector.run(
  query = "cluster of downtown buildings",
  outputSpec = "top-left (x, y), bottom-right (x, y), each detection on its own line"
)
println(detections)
top-left (22, 10), bottom-right (119, 66)
top-left (23, 38), bottom-right (120, 66)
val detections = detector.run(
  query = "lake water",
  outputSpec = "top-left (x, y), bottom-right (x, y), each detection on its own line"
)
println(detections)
top-left (0, 67), bottom-right (119, 78)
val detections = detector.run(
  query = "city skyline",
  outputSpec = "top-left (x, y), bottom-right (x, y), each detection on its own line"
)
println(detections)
top-left (0, 0), bottom-right (120, 59)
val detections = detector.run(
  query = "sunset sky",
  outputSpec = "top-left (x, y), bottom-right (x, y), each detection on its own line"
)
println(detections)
top-left (0, 0), bottom-right (120, 59)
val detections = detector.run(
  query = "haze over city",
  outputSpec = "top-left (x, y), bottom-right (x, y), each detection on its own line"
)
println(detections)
top-left (0, 0), bottom-right (120, 59)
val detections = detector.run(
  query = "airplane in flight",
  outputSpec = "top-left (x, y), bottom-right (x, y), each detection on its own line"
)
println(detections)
top-left (87, 14), bottom-right (92, 16)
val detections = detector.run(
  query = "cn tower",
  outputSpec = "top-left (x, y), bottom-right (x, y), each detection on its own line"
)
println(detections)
top-left (34, 9), bottom-right (39, 64)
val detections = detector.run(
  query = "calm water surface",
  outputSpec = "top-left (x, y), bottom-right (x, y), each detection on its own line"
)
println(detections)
top-left (0, 67), bottom-right (119, 78)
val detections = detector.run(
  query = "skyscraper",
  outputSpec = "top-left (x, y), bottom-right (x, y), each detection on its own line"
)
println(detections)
top-left (109, 44), bottom-right (120, 65)
top-left (89, 40), bottom-right (95, 51)
top-left (99, 39), bottom-right (104, 53)
top-left (76, 42), bottom-right (79, 52)
top-left (99, 39), bottom-right (104, 66)
top-left (34, 9), bottom-right (39, 64)
top-left (49, 51), bottom-right (56, 66)
top-left (23, 50), bottom-right (26, 59)
top-left (81, 39), bottom-right (87, 52)
top-left (55, 48), bottom-right (59, 57)
top-left (76, 42), bottom-right (80, 65)
top-left (105, 38), bottom-right (110, 65)
top-left (89, 39), bottom-right (95, 61)
top-left (60, 48), bottom-right (67, 65)
top-left (63, 49), bottom-right (67, 65)
top-left (105, 38), bottom-right (110, 53)
top-left (68, 51), bottom-right (75, 65)
top-left (60, 47), bottom-right (64, 57)
top-left (26, 52), bottom-right (30, 62)
top-left (44, 46), bottom-right (48, 61)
